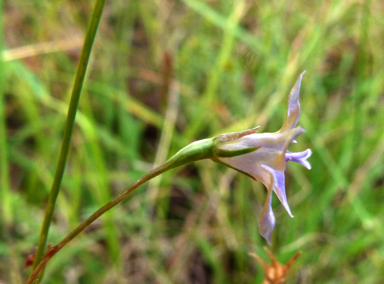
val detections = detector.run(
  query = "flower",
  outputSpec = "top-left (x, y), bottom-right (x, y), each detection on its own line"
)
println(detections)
top-left (212, 72), bottom-right (311, 244)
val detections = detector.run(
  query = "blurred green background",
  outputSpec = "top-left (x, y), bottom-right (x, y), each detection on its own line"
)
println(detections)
top-left (1, 0), bottom-right (384, 283)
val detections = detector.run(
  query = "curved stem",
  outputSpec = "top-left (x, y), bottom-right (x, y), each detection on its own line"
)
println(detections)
top-left (27, 138), bottom-right (215, 284)
top-left (31, 0), bottom-right (106, 275)
top-left (27, 163), bottom-right (169, 284)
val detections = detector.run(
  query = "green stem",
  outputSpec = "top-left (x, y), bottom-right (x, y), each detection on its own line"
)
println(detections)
top-left (0, 0), bottom-right (12, 227)
top-left (31, 0), bottom-right (106, 275)
top-left (26, 138), bottom-right (214, 284)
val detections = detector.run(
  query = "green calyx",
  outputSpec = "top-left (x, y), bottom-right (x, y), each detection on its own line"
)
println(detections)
top-left (165, 126), bottom-right (261, 170)
top-left (166, 138), bottom-right (215, 168)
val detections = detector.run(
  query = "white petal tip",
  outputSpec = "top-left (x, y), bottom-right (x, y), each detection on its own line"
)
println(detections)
top-left (304, 149), bottom-right (312, 169)
top-left (295, 72), bottom-right (306, 91)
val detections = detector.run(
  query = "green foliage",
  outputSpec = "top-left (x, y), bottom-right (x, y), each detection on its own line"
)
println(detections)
top-left (1, 0), bottom-right (384, 282)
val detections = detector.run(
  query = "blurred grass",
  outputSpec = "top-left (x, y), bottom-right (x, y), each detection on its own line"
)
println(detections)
top-left (1, 0), bottom-right (384, 283)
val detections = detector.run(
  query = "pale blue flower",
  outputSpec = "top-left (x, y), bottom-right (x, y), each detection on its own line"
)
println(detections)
top-left (213, 72), bottom-right (311, 244)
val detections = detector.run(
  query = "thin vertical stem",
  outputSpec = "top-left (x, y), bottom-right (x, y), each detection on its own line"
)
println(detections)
top-left (31, 0), bottom-right (106, 274)
top-left (0, 0), bottom-right (12, 226)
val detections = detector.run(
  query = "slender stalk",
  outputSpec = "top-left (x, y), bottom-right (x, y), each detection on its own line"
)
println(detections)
top-left (27, 163), bottom-right (171, 284)
top-left (0, 0), bottom-right (12, 227)
top-left (27, 138), bottom-right (215, 284)
top-left (31, 0), bottom-right (106, 274)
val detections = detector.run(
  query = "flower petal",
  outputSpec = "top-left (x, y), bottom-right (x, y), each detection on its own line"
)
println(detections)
top-left (280, 71), bottom-right (305, 132)
top-left (258, 189), bottom-right (275, 244)
top-left (218, 145), bottom-right (284, 178)
top-left (261, 165), bottom-right (293, 218)
top-left (286, 149), bottom-right (312, 169)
